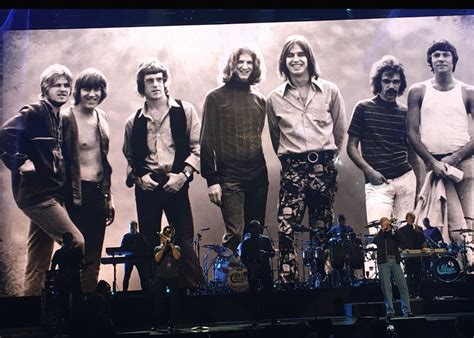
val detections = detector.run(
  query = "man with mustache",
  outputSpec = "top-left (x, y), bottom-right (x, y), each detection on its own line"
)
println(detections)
top-left (0, 64), bottom-right (83, 296)
top-left (347, 55), bottom-right (421, 235)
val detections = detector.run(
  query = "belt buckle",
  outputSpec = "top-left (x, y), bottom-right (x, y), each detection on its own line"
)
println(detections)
top-left (307, 152), bottom-right (319, 163)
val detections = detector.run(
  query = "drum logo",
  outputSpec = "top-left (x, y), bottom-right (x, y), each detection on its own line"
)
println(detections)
top-left (437, 262), bottom-right (457, 275)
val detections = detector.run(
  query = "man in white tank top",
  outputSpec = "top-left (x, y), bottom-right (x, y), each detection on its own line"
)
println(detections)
top-left (407, 39), bottom-right (474, 267)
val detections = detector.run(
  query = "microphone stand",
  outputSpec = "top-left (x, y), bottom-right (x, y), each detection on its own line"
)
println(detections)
top-left (263, 225), bottom-right (277, 283)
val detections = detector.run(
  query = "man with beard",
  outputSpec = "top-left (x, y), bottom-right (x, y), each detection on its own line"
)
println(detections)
top-left (347, 55), bottom-right (421, 235)
top-left (0, 64), bottom-right (83, 296)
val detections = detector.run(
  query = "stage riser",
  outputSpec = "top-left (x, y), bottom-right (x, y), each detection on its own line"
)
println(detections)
top-left (345, 298), bottom-right (474, 317)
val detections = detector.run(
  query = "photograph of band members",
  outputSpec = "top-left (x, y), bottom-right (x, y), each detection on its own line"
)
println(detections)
top-left (373, 217), bottom-right (413, 319)
top-left (267, 35), bottom-right (346, 283)
top-left (397, 212), bottom-right (427, 298)
top-left (62, 68), bottom-right (115, 293)
top-left (0, 64), bottom-right (85, 296)
top-left (122, 58), bottom-right (204, 289)
top-left (407, 40), bottom-right (474, 266)
top-left (120, 220), bottom-right (151, 291)
top-left (347, 55), bottom-right (421, 235)
top-left (200, 47), bottom-right (268, 255)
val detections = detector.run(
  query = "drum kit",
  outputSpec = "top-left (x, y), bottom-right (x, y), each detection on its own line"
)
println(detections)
top-left (360, 221), bottom-right (474, 284)
top-left (193, 221), bottom-right (473, 293)
top-left (201, 244), bottom-right (249, 293)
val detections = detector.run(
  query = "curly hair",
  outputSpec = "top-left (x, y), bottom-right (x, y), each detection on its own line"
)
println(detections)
top-left (136, 58), bottom-right (169, 97)
top-left (426, 39), bottom-right (458, 73)
top-left (278, 35), bottom-right (320, 82)
top-left (369, 55), bottom-right (407, 96)
top-left (222, 47), bottom-right (263, 85)
top-left (73, 68), bottom-right (108, 104)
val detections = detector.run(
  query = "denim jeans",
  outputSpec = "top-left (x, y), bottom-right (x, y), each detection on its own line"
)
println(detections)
top-left (21, 198), bottom-right (84, 296)
top-left (366, 170), bottom-right (416, 235)
top-left (135, 186), bottom-right (204, 289)
top-left (378, 257), bottom-right (411, 316)
top-left (220, 171), bottom-right (269, 255)
top-left (66, 181), bottom-right (107, 293)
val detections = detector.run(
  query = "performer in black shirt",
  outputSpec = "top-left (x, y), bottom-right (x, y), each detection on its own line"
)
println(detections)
top-left (373, 217), bottom-right (413, 319)
top-left (398, 212), bottom-right (427, 298)
top-left (120, 220), bottom-right (150, 291)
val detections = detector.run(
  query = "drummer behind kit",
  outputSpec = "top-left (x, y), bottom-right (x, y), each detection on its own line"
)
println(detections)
top-left (202, 244), bottom-right (249, 293)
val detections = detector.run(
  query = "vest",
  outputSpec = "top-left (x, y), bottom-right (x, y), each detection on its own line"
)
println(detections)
top-left (130, 99), bottom-right (190, 178)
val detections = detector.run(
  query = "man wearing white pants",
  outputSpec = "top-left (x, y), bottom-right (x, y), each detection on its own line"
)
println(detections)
top-left (347, 55), bottom-right (421, 235)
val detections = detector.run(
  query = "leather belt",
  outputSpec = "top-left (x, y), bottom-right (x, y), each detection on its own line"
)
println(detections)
top-left (281, 150), bottom-right (334, 164)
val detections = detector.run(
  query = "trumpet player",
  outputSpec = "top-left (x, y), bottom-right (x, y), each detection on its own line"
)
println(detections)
top-left (152, 226), bottom-right (182, 333)
top-left (373, 216), bottom-right (413, 319)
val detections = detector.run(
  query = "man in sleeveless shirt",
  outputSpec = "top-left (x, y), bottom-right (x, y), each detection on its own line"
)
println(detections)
top-left (407, 40), bottom-right (474, 265)
top-left (347, 55), bottom-right (421, 235)
top-left (123, 58), bottom-right (204, 289)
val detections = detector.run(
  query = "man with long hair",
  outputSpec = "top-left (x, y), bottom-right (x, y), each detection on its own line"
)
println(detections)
top-left (200, 47), bottom-right (268, 255)
top-left (267, 35), bottom-right (346, 283)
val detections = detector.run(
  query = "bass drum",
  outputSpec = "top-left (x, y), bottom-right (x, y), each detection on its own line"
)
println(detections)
top-left (227, 265), bottom-right (249, 293)
top-left (433, 256), bottom-right (461, 283)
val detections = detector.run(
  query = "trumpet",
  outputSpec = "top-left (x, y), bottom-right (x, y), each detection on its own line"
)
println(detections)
top-left (160, 225), bottom-right (175, 242)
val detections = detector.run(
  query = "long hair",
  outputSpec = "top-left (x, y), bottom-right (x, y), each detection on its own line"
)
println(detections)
top-left (136, 58), bottom-right (169, 97)
top-left (39, 64), bottom-right (73, 99)
top-left (222, 47), bottom-right (263, 85)
top-left (73, 68), bottom-right (108, 104)
top-left (278, 35), bottom-right (320, 82)
top-left (369, 55), bottom-right (407, 96)
top-left (426, 39), bottom-right (458, 73)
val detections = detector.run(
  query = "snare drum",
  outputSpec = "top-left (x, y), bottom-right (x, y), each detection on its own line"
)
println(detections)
top-left (433, 256), bottom-right (461, 283)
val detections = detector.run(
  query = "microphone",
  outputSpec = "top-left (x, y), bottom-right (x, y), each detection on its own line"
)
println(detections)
top-left (200, 227), bottom-right (210, 231)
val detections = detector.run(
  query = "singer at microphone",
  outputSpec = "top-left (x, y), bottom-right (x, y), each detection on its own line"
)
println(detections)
top-left (373, 216), bottom-right (413, 318)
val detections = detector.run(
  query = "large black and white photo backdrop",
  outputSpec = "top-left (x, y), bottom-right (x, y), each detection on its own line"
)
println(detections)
top-left (1, 13), bottom-right (473, 296)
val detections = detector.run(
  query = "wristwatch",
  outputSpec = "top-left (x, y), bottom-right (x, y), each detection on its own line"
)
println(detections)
top-left (182, 170), bottom-right (192, 180)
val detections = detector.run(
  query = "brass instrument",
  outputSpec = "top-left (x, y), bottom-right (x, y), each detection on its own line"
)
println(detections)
top-left (160, 225), bottom-right (175, 242)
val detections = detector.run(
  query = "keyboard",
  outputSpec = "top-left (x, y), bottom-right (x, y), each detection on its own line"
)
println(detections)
top-left (400, 248), bottom-right (446, 258)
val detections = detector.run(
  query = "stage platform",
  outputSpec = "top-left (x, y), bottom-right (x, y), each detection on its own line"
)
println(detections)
top-left (1, 276), bottom-right (474, 337)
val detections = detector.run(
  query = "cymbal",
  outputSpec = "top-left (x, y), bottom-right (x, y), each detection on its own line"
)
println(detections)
top-left (203, 244), bottom-right (234, 257)
top-left (449, 229), bottom-right (474, 233)
top-left (364, 222), bottom-right (380, 229)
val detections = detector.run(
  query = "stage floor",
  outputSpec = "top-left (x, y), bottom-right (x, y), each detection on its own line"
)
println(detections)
top-left (1, 277), bottom-right (474, 337)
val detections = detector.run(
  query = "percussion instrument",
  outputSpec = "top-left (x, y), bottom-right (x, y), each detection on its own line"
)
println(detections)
top-left (432, 256), bottom-right (461, 283)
